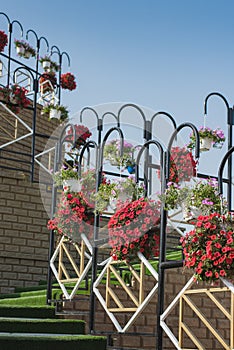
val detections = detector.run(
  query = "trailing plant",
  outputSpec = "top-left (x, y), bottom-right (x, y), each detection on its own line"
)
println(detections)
top-left (0, 31), bottom-right (8, 52)
top-left (47, 191), bottom-right (94, 243)
top-left (67, 124), bottom-right (92, 148)
top-left (60, 72), bottom-right (77, 91)
top-left (108, 197), bottom-right (161, 262)
top-left (180, 212), bottom-right (234, 283)
top-left (188, 126), bottom-right (225, 150)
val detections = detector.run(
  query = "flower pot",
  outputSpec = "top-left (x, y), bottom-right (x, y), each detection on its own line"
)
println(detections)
top-left (109, 197), bottom-right (117, 210)
top-left (42, 60), bottom-right (51, 70)
top-left (127, 165), bottom-right (135, 174)
top-left (200, 137), bottom-right (213, 152)
top-left (16, 46), bottom-right (25, 55)
top-left (63, 179), bottom-right (81, 192)
top-left (24, 50), bottom-right (31, 59)
top-left (49, 109), bottom-right (61, 120)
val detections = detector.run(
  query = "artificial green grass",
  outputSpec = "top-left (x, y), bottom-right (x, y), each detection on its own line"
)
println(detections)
top-left (0, 334), bottom-right (107, 350)
top-left (0, 305), bottom-right (56, 318)
top-left (0, 318), bottom-right (85, 334)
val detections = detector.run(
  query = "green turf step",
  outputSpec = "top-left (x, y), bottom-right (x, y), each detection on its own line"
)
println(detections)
top-left (0, 317), bottom-right (85, 334)
top-left (0, 333), bottom-right (107, 350)
top-left (0, 305), bottom-right (56, 318)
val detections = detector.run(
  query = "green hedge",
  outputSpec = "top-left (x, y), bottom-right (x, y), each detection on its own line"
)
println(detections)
top-left (0, 305), bottom-right (55, 318)
top-left (0, 334), bottom-right (107, 350)
top-left (0, 318), bottom-right (85, 334)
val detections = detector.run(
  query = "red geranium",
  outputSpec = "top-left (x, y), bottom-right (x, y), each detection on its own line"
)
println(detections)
top-left (67, 124), bottom-right (92, 148)
top-left (180, 212), bottom-right (234, 282)
top-left (60, 72), bottom-right (77, 91)
top-left (158, 146), bottom-right (197, 184)
top-left (47, 191), bottom-right (94, 243)
top-left (108, 197), bottom-right (161, 262)
top-left (0, 84), bottom-right (30, 113)
top-left (0, 31), bottom-right (8, 52)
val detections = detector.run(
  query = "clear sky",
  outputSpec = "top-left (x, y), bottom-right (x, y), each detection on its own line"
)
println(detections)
top-left (1, 0), bottom-right (234, 176)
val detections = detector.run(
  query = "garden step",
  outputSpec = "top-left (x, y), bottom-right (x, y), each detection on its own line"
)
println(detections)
top-left (0, 305), bottom-right (56, 318)
top-left (0, 333), bottom-right (107, 350)
top-left (0, 317), bottom-right (85, 334)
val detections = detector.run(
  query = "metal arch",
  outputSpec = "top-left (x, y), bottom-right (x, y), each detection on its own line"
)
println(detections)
top-left (50, 45), bottom-right (60, 55)
top-left (204, 92), bottom-right (230, 116)
top-left (101, 111), bottom-right (118, 125)
top-left (80, 106), bottom-right (99, 124)
top-left (26, 29), bottom-right (50, 52)
top-left (150, 111), bottom-right (177, 131)
top-left (117, 103), bottom-right (146, 133)
top-left (99, 126), bottom-right (124, 172)
top-left (0, 12), bottom-right (11, 26)
top-left (78, 140), bottom-right (98, 173)
top-left (218, 146), bottom-right (234, 195)
top-left (135, 139), bottom-right (164, 187)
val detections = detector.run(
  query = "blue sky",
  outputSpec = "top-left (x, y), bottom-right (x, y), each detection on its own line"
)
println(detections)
top-left (1, 0), bottom-right (234, 175)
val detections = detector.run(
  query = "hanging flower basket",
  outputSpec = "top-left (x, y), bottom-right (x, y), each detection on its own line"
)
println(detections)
top-left (108, 197), bottom-right (161, 262)
top-left (47, 191), bottom-right (94, 243)
top-left (157, 146), bottom-right (197, 184)
top-left (63, 179), bottom-right (82, 192)
top-left (39, 55), bottom-right (59, 72)
top-left (14, 39), bottom-right (36, 59)
top-left (180, 212), bottom-right (234, 283)
top-left (104, 139), bottom-right (135, 169)
top-left (188, 126), bottom-right (225, 151)
top-left (41, 104), bottom-right (68, 123)
top-left (0, 31), bottom-right (8, 52)
top-left (200, 137), bottom-right (213, 151)
top-left (60, 72), bottom-right (77, 91)
top-left (66, 124), bottom-right (92, 149)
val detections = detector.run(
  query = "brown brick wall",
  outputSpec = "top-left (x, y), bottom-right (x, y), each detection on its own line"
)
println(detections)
top-left (62, 267), bottom-right (232, 350)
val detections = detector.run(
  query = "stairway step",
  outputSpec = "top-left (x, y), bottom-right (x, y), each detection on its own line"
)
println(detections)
top-left (0, 305), bottom-right (55, 318)
top-left (0, 333), bottom-right (107, 350)
top-left (0, 317), bottom-right (85, 334)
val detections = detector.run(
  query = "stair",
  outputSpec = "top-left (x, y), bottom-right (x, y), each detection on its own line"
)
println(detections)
top-left (0, 301), bottom-right (106, 350)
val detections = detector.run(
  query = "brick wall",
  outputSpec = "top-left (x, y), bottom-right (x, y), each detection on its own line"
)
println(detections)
top-left (62, 266), bottom-right (232, 350)
top-left (0, 101), bottom-right (60, 293)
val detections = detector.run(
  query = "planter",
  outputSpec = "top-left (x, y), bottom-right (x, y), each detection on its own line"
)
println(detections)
top-left (42, 60), bottom-right (51, 70)
top-left (16, 46), bottom-right (25, 55)
top-left (109, 196), bottom-right (117, 210)
top-left (49, 109), bottom-right (61, 120)
top-left (127, 165), bottom-right (135, 174)
top-left (63, 179), bottom-right (81, 192)
top-left (200, 137), bottom-right (213, 152)
top-left (24, 50), bottom-right (31, 59)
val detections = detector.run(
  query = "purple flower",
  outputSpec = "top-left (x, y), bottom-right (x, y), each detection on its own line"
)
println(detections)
top-left (202, 199), bottom-right (213, 205)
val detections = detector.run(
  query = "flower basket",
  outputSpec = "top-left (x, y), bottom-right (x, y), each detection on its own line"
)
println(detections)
top-left (49, 109), bottom-right (61, 120)
top-left (188, 126), bottom-right (225, 151)
top-left (104, 139), bottom-right (134, 169)
top-left (67, 124), bottom-right (92, 149)
top-left (47, 191), bottom-right (94, 243)
top-left (200, 137), bottom-right (213, 152)
top-left (63, 179), bottom-right (82, 192)
top-left (42, 60), bottom-right (51, 70)
top-left (108, 197), bottom-right (161, 262)
top-left (0, 31), bottom-right (8, 52)
top-left (60, 72), bottom-right (77, 91)
top-left (180, 212), bottom-right (234, 283)
top-left (14, 39), bottom-right (36, 59)
top-left (16, 45), bottom-right (25, 55)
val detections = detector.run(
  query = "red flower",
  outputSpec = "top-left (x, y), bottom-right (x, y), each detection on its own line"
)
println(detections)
top-left (157, 146), bottom-right (197, 184)
top-left (108, 198), bottom-right (160, 262)
top-left (67, 124), bottom-right (92, 148)
top-left (0, 31), bottom-right (8, 52)
top-left (181, 212), bottom-right (234, 283)
top-left (60, 72), bottom-right (77, 91)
